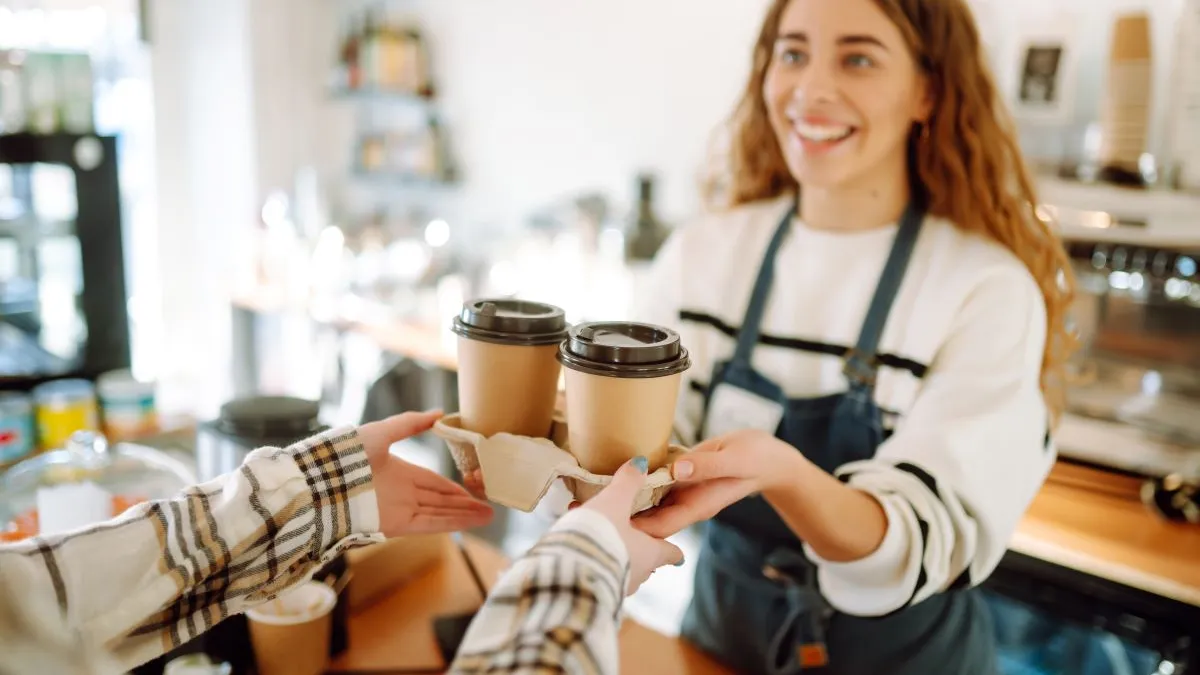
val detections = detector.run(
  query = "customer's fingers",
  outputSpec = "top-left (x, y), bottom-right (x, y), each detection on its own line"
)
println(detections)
top-left (462, 469), bottom-right (487, 499)
top-left (652, 537), bottom-right (685, 568)
top-left (404, 510), bottom-right (494, 535)
top-left (587, 457), bottom-right (649, 517)
top-left (369, 410), bottom-right (444, 444)
top-left (418, 488), bottom-right (494, 512)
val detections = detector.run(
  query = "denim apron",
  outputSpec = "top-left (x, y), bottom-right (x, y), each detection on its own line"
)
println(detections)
top-left (681, 198), bottom-right (997, 675)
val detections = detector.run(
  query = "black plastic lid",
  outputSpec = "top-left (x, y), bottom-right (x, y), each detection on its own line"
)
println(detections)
top-left (215, 396), bottom-right (323, 441)
top-left (451, 298), bottom-right (568, 346)
top-left (557, 322), bottom-right (691, 378)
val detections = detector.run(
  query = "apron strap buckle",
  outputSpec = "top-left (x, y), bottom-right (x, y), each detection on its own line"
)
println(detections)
top-left (842, 348), bottom-right (879, 388)
top-left (762, 551), bottom-right (820, 590)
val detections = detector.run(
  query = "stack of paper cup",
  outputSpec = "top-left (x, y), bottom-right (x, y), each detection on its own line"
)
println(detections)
top-left (1099, 12), bottom-right (1153, 173)
top-left (245, 581), bottom-right (337, 675)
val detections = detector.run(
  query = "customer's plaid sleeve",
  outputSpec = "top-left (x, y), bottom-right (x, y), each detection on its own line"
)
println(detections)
top-left (450, 509), bottom-right (630, 675)
top-left (0, 426), bottom-right (383, 671)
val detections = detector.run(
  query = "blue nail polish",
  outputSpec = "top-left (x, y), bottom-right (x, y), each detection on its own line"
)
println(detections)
top-left (632, 456), bottom-right (649, 474)
top-left (674, 557), bottom-right (686, 567)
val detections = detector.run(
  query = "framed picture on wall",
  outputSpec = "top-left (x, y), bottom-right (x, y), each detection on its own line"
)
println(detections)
top-left (1009, 32), bottom-right (1076, 124)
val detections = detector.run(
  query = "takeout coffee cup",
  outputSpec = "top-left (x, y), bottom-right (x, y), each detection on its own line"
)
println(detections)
top-left (558, 322), bottom-right (690, 475)
top-left (245, 581), bottom-right (337, 675)
top-left (452, 298), bottom-right (569, 439)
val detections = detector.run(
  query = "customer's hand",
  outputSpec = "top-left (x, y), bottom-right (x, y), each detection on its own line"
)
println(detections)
top-left (633, 430), bottom-right (799, 538)
top-left (578, 457), bottom-right (685, 594)
top-left (359, 411), bottom-right (494, 537)
top-left (461, 468), bottom-right (487, 500)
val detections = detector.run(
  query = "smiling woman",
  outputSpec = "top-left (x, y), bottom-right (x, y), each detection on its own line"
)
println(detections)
top-left (630, 0), bottom-right (1077, 674)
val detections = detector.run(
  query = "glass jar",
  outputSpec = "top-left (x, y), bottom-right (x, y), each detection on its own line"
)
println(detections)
top-left (0, 391), bottom-right (36, 470)
top-left (0, 430), bottom-right (194, 541)
top-left (32, 378), bottom-right (100, 452)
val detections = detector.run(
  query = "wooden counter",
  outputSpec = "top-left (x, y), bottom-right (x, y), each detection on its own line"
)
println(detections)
top-left (328, 535), bottom-right (730, 674)
top-left (232, 293), bottom-right (1200, 610)
top-left (1013, 462), bottom-right (1200, 608)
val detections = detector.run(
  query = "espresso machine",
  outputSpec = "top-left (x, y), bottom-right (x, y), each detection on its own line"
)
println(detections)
top-left (1055, 231), bottom-right (1200, 481)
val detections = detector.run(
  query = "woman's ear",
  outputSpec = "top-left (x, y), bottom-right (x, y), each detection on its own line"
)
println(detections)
top-left (913, 74), bottom-right (936, 125)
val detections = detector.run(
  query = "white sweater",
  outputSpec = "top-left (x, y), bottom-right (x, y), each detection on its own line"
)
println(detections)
top-left (635, 194), bottom-right (1055, 616)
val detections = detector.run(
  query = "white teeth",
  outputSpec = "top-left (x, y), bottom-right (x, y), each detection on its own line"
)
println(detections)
top-left (794, 122), bottom-right (853, 142)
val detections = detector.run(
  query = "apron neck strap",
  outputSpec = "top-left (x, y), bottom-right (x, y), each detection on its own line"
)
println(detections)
top-left (729, 199), bottom-right (796, 366)
top-left (843, 195), bottom-right (927, 387)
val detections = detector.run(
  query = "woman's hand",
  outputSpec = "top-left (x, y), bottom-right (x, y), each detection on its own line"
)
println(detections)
top-left (359, 411), bottom-right (495, 537)
top-left (578, 457), bottom-right (686, 594)
top-left (633, 429), bottom-right (802, 539)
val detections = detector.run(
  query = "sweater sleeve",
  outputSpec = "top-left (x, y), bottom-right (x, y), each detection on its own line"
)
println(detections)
top-left (803, 265), bottom-right (1055, 616)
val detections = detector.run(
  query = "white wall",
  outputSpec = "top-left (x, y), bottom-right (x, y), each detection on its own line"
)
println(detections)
top-left (149, 0), bottom-right (258, 416)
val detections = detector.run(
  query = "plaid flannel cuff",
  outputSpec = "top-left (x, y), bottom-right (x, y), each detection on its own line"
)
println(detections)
top-left (288, 426), bottom-right (382, 559)
top-left (528, 509), bottom-right (630, 610)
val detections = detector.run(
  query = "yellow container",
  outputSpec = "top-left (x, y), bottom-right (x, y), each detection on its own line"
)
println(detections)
top-left (32, 379), bottom-right (99, 452)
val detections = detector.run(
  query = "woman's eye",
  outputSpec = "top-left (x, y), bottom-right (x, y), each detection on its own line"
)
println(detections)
top-left (779, 48), bottom-right (807, 65)
top-left (845, 53), bottom-right (875, 68)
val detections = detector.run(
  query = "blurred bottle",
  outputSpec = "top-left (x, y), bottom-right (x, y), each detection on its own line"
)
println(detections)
top-left (337, 16), bottom-right (362, 91)
top-left (624, 174), bottom-right (670, 263)
top-left (360, 11), bottom-right (381, 89)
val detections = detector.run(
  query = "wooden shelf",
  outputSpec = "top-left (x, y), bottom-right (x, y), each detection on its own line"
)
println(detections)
top-left (330, 87), bottom-right (433, 104)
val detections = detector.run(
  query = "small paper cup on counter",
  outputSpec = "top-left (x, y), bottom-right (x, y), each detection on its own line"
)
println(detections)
top-left (245, 581), bottom-right (337, 675)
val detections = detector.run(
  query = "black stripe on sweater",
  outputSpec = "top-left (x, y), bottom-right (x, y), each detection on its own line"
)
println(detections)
top-left (679, 310), bottom-right (928, 378)
top-left (687, 379), bottom-right (901, 422)
top-left (893, 461), bottom-right (975, 602)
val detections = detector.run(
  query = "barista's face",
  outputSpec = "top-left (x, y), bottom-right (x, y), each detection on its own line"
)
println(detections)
top-left (764, 0), bottom-right (931, 190)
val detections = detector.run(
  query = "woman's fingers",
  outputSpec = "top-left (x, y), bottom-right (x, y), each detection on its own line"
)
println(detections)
top-left (633, 478), bottom-right (753, 538)
top-left (671, 448), bottom-right (747, 483)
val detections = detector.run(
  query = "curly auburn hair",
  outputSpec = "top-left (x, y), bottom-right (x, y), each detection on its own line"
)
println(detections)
top-left (708, 0), bottom-right (1078, 423)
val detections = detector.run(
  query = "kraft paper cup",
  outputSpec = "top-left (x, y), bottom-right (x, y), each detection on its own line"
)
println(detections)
top-left (452, 298), bottom-right (569, 439)
top-left (246, 581), bottom-right (337, 675)
top-left (558, 322), bottom-right (690, 475)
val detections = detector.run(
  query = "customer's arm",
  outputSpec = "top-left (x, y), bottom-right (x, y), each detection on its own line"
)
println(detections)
top-left (0, 417), bottom-right (484, 672)
top-left (450, 509), bottom-right (628, 675)
top-left (450, 458), bottom-right (683, 675)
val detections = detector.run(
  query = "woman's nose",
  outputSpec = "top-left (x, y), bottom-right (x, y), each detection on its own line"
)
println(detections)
top-left (789, 61), bottom-right (839, 106)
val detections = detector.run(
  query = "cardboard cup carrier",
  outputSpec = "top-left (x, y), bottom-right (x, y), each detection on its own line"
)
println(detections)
top-left (437, 305), bottom-right (691, 513)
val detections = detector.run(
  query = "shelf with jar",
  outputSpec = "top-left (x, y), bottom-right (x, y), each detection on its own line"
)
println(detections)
top-left (353, 116), bottom-right (455, 185)
top-left (331, 7), bottom-right (435, 102)
top-left (332, 6), bottom-right (457, 192)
